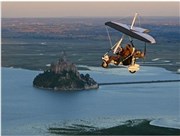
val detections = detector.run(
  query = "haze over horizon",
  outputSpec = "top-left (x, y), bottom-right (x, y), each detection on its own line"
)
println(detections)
top-left (2, 2), bottom-right (179, 18)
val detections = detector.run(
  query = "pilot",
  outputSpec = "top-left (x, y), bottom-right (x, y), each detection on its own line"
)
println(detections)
top-left (102, 43), bottom-right (144, 68)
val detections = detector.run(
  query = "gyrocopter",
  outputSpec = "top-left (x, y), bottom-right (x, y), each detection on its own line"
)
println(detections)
top-left (101, 13), bottom-right (156, 73)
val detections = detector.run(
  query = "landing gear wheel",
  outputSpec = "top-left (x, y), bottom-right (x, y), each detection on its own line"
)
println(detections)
top-left (128, 64), bottom-right (140, 74)
top-left (102, 61), bottom-right (108, 68)
top-left (129, 70), bottom-right (136, 74)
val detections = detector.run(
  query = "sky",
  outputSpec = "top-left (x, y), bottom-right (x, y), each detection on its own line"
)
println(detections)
top-left (1, 1), bottom-right (179, 18)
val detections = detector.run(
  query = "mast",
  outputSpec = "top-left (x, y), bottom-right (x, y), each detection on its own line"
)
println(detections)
top-left (131, 13), bottom-right (138, 29)
top-left (113, 35), bottom-right (124, 54)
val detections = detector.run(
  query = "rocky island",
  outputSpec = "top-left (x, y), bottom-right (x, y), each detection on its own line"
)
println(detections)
top-left (33, 55), bottom-right (99, 91)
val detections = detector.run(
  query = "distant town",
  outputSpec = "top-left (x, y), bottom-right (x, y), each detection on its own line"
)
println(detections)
top-left (2, 17), bottom-right (179, 43)
top-left (2, 17), bottom-right (180, 72)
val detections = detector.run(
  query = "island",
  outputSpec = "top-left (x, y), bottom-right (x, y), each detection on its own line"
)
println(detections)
top-left (33, 54), bottom-right (99, 91)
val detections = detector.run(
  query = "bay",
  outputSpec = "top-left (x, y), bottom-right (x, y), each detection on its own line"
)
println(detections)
top-left (2, 66), bottom-right (180, 135)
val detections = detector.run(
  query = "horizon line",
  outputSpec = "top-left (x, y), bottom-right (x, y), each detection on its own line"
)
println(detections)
top-left (2, 16), bottom-right (179, 19)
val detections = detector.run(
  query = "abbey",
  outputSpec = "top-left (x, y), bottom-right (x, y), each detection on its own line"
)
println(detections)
top-left (33, 55), bottom-right (99, 91)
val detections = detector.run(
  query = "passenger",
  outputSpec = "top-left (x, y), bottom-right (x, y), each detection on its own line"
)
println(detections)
top-left (102, 43), bottom-right (144, 68)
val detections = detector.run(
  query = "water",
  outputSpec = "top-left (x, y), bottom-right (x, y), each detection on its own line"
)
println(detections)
top-left (1, 17), bottom-right (180, 135)
top-left (2, 67), bottom-right (180, 135)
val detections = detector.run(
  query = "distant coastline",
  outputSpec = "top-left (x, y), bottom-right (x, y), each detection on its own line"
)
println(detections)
top-left (2, 17), bottom-right (179, 73)
top-left (48, 119), bottom-right (180, 135)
